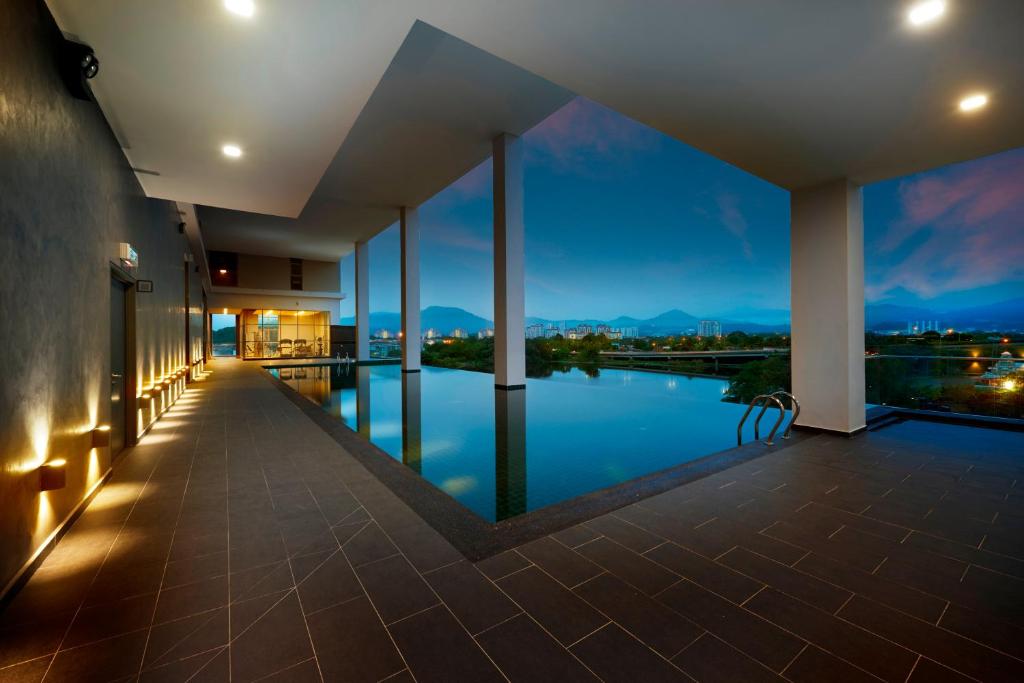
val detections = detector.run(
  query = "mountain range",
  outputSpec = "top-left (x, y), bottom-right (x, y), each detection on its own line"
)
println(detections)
top-left (340, 298), bottom-right (1024, 335)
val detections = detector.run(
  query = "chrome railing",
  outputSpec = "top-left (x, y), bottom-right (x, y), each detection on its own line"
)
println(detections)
top-left (737, 391), bottom-right (799, 446)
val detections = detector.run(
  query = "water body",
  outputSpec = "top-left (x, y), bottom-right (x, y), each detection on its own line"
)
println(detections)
top-left (268, 363), bottom-right (768, 521)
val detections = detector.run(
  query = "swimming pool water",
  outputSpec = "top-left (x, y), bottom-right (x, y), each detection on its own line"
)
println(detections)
top-left (267, 363), bottom-right (770, 521)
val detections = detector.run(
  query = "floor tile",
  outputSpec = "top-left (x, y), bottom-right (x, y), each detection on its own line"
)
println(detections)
top-left (307, 595), bottom-right (405, 682)
top-left (672, 633), bottom-right (785, 683)
top-left (476, 613), bottom-right (598, 682)
top-left (354, 554), bottom-right (439, 624)
top-left (388, 605), bottom-right (504, 683)
top-left (422, 560), bottom-right (521, 635)
top-left (570, 624), bottom-right (689, 682)
top-left (496, 566), bottom-right (607, 646)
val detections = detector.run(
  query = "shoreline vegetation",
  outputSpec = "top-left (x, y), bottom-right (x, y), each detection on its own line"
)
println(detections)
top-left (420, 333), bottom-right (793, 405)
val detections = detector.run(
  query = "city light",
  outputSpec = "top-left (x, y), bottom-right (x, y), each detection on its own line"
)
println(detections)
top-left (1002, 379), bottom-right (1017, 391)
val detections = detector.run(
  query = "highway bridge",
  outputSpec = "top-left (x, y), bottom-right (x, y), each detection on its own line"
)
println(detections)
top-left (599, 348), bottom-right (789, 368)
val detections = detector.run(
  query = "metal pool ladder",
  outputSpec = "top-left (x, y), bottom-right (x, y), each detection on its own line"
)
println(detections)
top-left (737, 391), bottom-right (801, 446)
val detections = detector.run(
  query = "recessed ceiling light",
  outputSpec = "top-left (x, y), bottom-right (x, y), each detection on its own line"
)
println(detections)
top-left (222, 144), bottom-right (243, 158)
top-left (907, 0), bottom-right (946, 27)
top-left (958, 93), bottom-right (988, 112)
top-left (224, 0), bottom-right (255, 18)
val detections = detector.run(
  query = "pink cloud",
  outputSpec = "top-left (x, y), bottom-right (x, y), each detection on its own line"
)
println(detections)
top-left (524, 97), bottom-right (660, 174)
top-left (867, 148), bottom-right (1024, 300)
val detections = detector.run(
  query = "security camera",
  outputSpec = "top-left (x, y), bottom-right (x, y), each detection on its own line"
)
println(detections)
top-left (59, 38), bottom-right (99, 100)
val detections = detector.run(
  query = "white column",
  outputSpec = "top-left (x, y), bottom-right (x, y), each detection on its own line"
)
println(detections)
top-left (493, 133), bottom-right (526, 389)
top-left (355, 240), bottom-right (370, 362)
top-left (791, 179), bottom-right (865, 434)
top-left (400, 206), bottom-right (421, 372)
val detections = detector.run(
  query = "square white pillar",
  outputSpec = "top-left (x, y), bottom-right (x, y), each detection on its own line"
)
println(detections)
top-left (791, 179), bottom-right (866, 434)
top-left (355, 240), bottom-right (370, 362)
top-left (400, 206), bottom-right (421, 372)
top-left (493, 133), bottom-right (526, 389)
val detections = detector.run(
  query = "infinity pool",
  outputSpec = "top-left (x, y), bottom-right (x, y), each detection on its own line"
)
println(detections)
top-left (267, 363), bottom-right (768, 521)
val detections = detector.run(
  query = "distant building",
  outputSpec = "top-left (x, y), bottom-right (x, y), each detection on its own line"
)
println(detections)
top-left (596, 324), bottom-right (612, 336)
top-left (698, 320), bottom-right (722, 338)
top-left (525, 323), bottom-right (545, 339)
top-left (450, 327), bottom-right (468, 339)
top-left (977, 351), bottom-right (1023, 389)
top-left (617, 326), bottom-right (639, 339)
top-left (907, 320), bottom-right (941, 334)
top-left (373, 329), bottom-right (393, 339)
top-left (477, 328), bottom-right (495, 339)
top-left (423, 328), bottom-right (442, 339)
top-left (544, 324), bottom-right (561, 338)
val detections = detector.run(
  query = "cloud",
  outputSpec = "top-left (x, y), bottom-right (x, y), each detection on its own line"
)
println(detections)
top-left (867, 148), bottom-right (1024, 300)
top-left (524, 97), bottom-right (661, 175)
top-left (714, 192), bottom-right (754, 260)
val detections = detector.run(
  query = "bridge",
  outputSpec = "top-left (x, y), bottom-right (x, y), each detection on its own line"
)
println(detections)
top-left (599, 348), bottom-right (789, 365)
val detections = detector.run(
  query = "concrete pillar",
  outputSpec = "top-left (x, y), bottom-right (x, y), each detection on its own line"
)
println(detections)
top-left (493, 133), bottom-right (526, 389)
top-left (400, 207), bottom-right (421, 372)
top-left (790, 179), bottom-right (865, 434)
top-left (495, 388), bottom-right (526, 520)
top-left (355, 240), bottom-right (370, 362)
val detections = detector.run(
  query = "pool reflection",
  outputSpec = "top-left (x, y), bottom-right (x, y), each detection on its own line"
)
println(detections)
top-left (268, 363), bottom-right (755, 521)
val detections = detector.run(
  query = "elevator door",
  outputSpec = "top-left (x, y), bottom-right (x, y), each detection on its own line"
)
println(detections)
top-left (110, 277), bottom-right (128, 456)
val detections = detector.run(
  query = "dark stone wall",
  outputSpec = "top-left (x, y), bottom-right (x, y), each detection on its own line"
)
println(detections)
top-left (0, 0), bottom-right (203, 594)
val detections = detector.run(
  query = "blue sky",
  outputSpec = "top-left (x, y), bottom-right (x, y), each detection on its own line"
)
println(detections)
top-left (341, 97), bottom-right (1023, 324)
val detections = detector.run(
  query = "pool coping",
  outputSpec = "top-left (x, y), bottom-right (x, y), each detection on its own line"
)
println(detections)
top-left (263, 365), bottom-right (811, 560)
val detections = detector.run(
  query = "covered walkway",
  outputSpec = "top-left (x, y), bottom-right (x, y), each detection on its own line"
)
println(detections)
top-left (2, 359), bottom-right (1023, 681)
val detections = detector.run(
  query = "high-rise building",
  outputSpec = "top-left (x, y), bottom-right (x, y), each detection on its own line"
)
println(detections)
top-left (525, 323), bottom-right (545, 339)
top-left (698, 320), bottom-right (722, 338)
top-left (477, 328), bottom-right (495, 339)
top-left (450, 327), bottom-right (468, 339)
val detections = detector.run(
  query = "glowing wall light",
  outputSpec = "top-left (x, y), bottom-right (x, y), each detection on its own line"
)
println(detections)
top-left (92, 425), bottom-right (111, 448)
top-left (39, 459), bottom-right (67, 491)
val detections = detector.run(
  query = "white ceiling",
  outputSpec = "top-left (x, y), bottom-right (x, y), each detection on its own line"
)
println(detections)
top-left (48, 0), bottom-right (1024, 260)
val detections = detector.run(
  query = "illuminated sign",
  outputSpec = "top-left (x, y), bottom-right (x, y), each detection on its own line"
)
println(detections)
top-left (119, 242), bottom-right (138, 270)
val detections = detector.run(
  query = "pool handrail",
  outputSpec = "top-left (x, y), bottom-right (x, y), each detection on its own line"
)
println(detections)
top-left (737, 393), bottom-right (787, 446)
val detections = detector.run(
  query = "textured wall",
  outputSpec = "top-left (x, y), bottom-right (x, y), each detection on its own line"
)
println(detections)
top-left (0, 0), bottom-right (204, 594)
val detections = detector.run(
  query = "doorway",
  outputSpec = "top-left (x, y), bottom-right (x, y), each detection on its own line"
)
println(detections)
top-left (211, 312), bottom-right (238, 357)
top-left (109, 276), bottom-right (129, 456)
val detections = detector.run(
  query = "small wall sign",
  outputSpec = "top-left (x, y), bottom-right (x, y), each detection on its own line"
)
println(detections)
top-left (119, 242), bottom-right (138, 270)
top-left (136, 279), bottom-right (154, 293)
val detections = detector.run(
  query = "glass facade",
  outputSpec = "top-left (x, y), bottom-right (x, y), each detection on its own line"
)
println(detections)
top-left (241, 309), bottom-right (330, 359)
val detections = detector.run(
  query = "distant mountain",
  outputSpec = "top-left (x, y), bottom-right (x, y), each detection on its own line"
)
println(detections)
top-left (865, 297), bottom-right (1024, 331)
top-left (340, 306), bottom-right (493, 334)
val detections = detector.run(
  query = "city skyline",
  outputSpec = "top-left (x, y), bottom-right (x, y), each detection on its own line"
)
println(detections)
top-left (341, 97), bottom-right (1024, 324)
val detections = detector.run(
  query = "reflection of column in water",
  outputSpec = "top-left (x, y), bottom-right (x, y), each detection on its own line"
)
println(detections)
top-left (401, 372), bottom-right (422, 474)
top-left (356, 365), bottom-right (372, 438)
top-left (495, 388), bottom-right (527, 520)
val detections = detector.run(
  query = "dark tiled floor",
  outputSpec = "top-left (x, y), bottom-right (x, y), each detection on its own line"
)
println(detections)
top-left (2, 359), bottom-right (1023, 682)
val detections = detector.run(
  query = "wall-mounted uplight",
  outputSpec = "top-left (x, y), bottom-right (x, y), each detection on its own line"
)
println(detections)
top-left (907, 0), bottom-right (946, 27)
top-left (225, 0), bottom-right (255, 18)
top-left (958, 93), bottom-right (988, 112)
top-left (92, 425), bottom-right (111, 448)
top-left (40, 460), bottom-right (67, 491)
top-left (222, 144), bottom-right (243, 158)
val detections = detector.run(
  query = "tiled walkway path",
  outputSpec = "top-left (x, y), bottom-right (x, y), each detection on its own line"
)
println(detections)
top-left (1, 359), bottom-right (1023, 682)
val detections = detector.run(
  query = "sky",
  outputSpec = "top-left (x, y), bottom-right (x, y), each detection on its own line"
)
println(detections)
top-left (341, 97), bottom-right (1023, 324)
